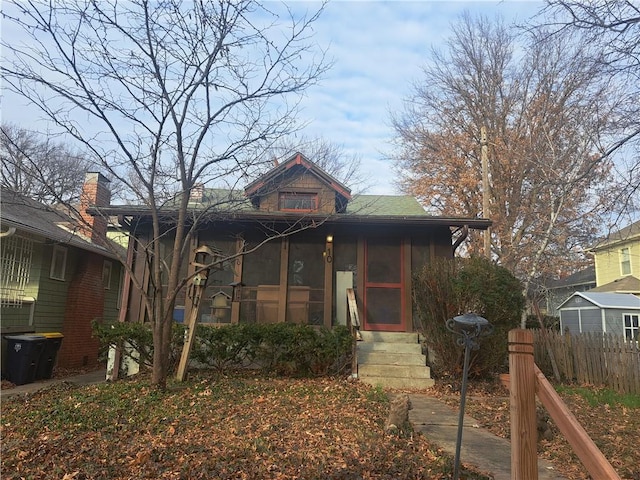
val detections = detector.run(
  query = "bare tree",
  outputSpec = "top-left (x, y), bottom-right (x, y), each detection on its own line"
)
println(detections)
top-left (1, 0), bottom-right (329, 387)
top-left (1, 123), bottom-right (93, 204)
top-left (391, 14), bottom-right (619, 325)
top-left (538, 0), bottom-right (640, 217)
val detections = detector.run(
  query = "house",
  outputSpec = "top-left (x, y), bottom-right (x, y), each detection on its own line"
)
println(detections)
top-left (558, 292), bottom-right (640, 340)
top-left (102, 152), bottom-right (491, 334)
top-left (545, 266), bottom-right (596, 316)
top-left (1, 173), bottom-right (124, 370)
top-left (589, 220), bottom-right (640, 295)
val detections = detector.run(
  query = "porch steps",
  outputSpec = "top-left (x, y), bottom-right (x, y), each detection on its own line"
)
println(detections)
top-left (357, 331), bottom-right (435, 389)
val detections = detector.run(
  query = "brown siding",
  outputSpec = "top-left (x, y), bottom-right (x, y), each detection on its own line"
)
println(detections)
top-left (259, 174), bottom-right (336, 214)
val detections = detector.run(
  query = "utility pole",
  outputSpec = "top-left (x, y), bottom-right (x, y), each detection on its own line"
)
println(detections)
top-left (480, 126), bottom-right (491, 258)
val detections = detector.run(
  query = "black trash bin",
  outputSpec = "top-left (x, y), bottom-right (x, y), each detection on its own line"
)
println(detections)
top-left (4, 335), bottom-right (46, 385)
top-left (35, 333), bottom-right (64, 380)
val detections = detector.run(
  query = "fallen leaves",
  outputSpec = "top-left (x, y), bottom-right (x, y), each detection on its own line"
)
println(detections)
top-left (1, 371), bottom-right (490, 479)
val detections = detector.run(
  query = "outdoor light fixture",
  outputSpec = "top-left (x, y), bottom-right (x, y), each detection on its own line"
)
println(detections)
top-left (326, 234), bottom-right (333, 243)
top-left (446, 312), bottom-right (493, 480)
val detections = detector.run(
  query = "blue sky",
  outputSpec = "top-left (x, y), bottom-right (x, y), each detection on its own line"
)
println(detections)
top-left (288, 0), bottom-right (543, 194)
top-left (1, 0), bottom-right (543, 195)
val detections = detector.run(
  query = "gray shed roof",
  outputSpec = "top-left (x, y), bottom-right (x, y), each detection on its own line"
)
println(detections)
top-left (558, 292), bottom-right (640, 310)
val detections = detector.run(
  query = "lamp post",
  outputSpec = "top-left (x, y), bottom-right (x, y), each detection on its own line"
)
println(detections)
top-left (446, 313), bottom-right (493, 480)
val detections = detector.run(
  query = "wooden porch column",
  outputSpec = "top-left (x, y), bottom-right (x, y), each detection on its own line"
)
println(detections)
top-left (231, 235), bottom-right (244, 324)
top-left (183, 233), bottom-right (200, 326)
top-left (277, 237), bottom-right (289, 323)
top-left (403, 236), bottom-right (412, 332)
top-left (323, 235), bottom-right (333, 328)
top-left (356, 236), bottom-right (365, 327)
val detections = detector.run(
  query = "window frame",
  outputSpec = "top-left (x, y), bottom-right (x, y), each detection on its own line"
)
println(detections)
top-left (103, 260), bottom-right (113, 289)
top-left (623, 313), bottom-right (639, 341)
top-left (620, 247), bottom-right (631, 275)
top-left (50, 245), bottom-right (68, 281)
top-left (278, 191), bottom-right (318, 212)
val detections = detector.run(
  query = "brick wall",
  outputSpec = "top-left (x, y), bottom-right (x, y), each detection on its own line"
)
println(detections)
top-left (57, 252), bottom-right (105, 368)
top-left (79, 172), bottom-right (111, 245)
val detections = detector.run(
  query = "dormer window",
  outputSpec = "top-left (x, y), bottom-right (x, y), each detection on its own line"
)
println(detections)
top-left (279, 192), bottom-right (318, 211)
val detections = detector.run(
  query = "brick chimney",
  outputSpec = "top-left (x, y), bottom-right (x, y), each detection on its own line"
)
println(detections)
top-left (79, 172), bottom-right (111, 245)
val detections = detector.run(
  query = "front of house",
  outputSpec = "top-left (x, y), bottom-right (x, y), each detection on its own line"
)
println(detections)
top-left (105, 153), bottom-right (490, 333)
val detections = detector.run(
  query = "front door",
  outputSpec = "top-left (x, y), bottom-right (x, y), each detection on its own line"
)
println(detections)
top-left (363, 238), bottom-right (405, 331)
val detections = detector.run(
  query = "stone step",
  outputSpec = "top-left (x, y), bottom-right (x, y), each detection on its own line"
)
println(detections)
top-left (358, 342), bottom-right (422, 354)
top-left (359, 375), bottom-right (435, 389)
top-left (358, 364), bottom-right (432, 379)
top-left (359, 331), bottom-right (419, 343)
top-left (357, 351), bottom-right (426, 366)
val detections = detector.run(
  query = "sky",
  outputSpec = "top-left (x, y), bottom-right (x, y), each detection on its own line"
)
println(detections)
top-left (286, 0), bottom-right (543, 194)
top-left (1, 0), bottom-right (543, 196)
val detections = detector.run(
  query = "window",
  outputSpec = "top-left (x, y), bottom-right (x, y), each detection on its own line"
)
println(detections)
top-left (50, 245), bottom-right (67, 281)
top-left (623, 313), bottom-right (639, 341)
top-left (103, 261), bottom-right (112, 289)
top-left (620, 247), bottom-right (631, 275)
top-left (279, 192), bottom-right (318, 211)
top-left (1, 235), bottom-right (34, 306)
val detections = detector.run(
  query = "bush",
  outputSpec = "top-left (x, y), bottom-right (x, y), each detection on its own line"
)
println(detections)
top-left (92, 320), bottom-right (185, 373)
top-left (95, 321), bottom-right (353, 378)
top-left (413, 256), bottom-right (525, 379)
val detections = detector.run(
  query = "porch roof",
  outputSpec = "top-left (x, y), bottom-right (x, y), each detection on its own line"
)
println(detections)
top-left (96, 192), bottom-right (491, 231)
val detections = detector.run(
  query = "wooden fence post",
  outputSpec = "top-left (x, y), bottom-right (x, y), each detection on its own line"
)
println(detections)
top-left (508, 329), bottom-right (538, 480)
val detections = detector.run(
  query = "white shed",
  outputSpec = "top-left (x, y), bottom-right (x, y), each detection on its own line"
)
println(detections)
top-left (558, 292), bottom-right (640, 340)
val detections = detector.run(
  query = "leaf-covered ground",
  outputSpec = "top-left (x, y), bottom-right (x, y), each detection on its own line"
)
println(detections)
top-left (428, 381), bottom-right (640, 480)
top-left (1, 371), bottom-right (491, 480)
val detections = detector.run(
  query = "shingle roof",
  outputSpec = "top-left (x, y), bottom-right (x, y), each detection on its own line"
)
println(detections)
top-left (1, 188), bottom-right (117, 258)
top-left (346, 195), bottom-right (427, 216)
top-left (590, 276), bottom-right (640, 294)
top-left (547, 266), bottom-right (596, 289)
top-left (591, 220), bottom-right (640, 250)
top-left (558, 291), bottom-right (640, 309)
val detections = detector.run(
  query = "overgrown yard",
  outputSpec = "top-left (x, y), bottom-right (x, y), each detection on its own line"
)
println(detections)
top-left (1, 372), bottom-right (490, 480)
top-left (430, 382), bottom-right (640, 480)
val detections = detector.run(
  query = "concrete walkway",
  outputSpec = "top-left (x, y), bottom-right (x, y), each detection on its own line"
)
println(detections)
top-left (2, 371), bottom-right (566, 479)
top-left (408, 394), bottom-right (565, 479)
top-left (1, 369), bottom-right (107, 399)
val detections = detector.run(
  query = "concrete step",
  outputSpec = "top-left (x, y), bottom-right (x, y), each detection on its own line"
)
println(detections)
top-left (359, 375), bottom-right (435, 389)
top-left (357, 351), bottom-right (426, 366)
top-left (359, 331), bottom-right (419, 343)
top-left (358, 342), bottom-right (422, 354)
top-left (358, 364), bottom-right (432, 379)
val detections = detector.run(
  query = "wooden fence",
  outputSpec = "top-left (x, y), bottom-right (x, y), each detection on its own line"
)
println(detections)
top-left (533, 330), bottom-right (640, 394)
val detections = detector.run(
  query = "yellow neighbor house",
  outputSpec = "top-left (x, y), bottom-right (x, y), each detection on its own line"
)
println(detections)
top-left (589, 220), bottom-right (640, 295)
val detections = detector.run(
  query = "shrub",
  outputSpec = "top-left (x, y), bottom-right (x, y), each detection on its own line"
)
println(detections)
top-left (92, 320), bottom-right (185, 373)
top-left (413, 256), bottom-right (525, 378)
top-left (95, 321), bottom-right (353, 378)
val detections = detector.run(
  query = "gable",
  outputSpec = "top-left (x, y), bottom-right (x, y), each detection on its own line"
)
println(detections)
top-left (244, 152), bottom-right (351, 214)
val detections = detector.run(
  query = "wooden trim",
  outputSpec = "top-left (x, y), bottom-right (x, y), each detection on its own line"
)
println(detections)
top-left (356, 236), bottom-right (365, 325)
top-left (278, 237), bottom-right (289, 323)
top-left (231, 235), bottom-right (244, 324)
top-left (403, 236), bottom-right (412, 332)
top-left (323, 237), bottom-right (333, 328)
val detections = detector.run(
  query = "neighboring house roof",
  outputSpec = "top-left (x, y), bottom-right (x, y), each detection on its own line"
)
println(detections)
top-left (558, 291), bottom-right (640, 310)
top-left (590, 219), bottom-right (640, 251)
top-left (0, 188), bottom-right (118, 259)
top-left (589, 275), bottom-right (640, 294)
top-left (547, 265), bottom-right (596, 289)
